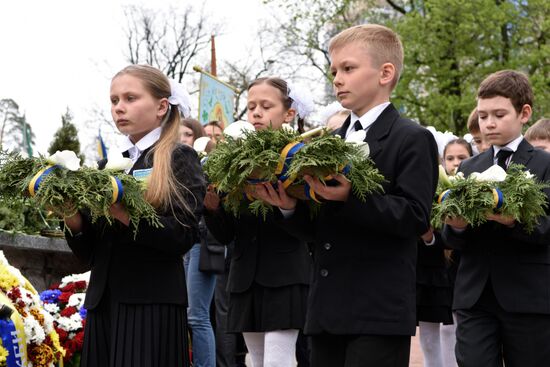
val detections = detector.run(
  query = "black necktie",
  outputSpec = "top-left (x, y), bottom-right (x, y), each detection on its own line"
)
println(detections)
top-left (496, 149), bottom-right (513, 170)
top-left (353, 120), bottom-right (363, 132)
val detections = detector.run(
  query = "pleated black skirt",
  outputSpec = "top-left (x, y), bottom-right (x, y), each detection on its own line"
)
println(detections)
top-left (80, 291), bottom-right (190, 367)
top-left (228, 282), bottom-right (308, 333)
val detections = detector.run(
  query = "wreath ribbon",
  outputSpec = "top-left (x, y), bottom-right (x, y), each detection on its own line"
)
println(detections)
top-left (304, 182), bottom-right (322, 203)
top-left (109, 176), bottom-right (124, 204)
top-left (437, 188), bottom-right (504, 209)
top-left (28, 165), bottom-right (59, 197)
top-left (275, 142), bottom-right (305, 188)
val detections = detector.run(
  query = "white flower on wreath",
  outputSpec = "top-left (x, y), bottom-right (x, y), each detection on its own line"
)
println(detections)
top-left (23, 315), bottom-right (46, 344)
top-left (57, 313), bottom-right (83, 332)
top-left (47, 150), bottom-right (81, 171)
top-left (105, 151), bottom-right (133, 171)
top-left (60, 271), bottom-right (90, 288)
top-left (43, 302), bottom-right (60, 315)
top-left (470, 165), bottom-right (507, 182)
top-left (345, 130), bottom-right (370, 157)
top-left (223, 120), bottom-right (255, 140)
top-left (524, 170), bottom-right (535, 179)
top-left (68, 293), bottom-right (86, 308)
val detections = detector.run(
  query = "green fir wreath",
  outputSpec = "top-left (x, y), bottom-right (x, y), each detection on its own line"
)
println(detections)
top-left (432, 164), bottom-right (548, 232)
top-left (203, 127), bottom-right (385, 217)
top-left (0, 152), bottom-right (161, 236)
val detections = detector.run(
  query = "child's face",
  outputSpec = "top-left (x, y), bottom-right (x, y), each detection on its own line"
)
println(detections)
top-left (110, 74), bottom-right (166, 143)
top-left (528, 138), bottom-right (550, 153)
top-left (477, 96), bottom-right (531, 147)
top-left (247, 83), bottom-right (295, 131)
top-left (330, 42), bottom-right (390, 117)
top-left (179, 125), bottom-right (194, 146)
top-left (471, 132), bottom-right (490, 153)
top-left (444, 143), bottom-right (471, 175)
top-left (205, 125), bottom-right (223, 142)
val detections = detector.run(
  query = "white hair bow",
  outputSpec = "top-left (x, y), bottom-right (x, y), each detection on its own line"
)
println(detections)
top-left (287, 83), bottom-right (315, 119)
top-left (168, 79), bottom-right (192, 118)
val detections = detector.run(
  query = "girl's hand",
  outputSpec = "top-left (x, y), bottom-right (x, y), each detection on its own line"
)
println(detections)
top-left (204, 185), bottom-right (221, 212)
top-left (63, 212), bottom-right (83, 234)
top-left (445, 216), bottom-right (468, 230)
top-left (303, 174), bottom-right (351, 202)
top-left (486, 213), bottom-right (515, 228)
top-left (246, 181), bottom-right (297, 210)
top-left (110, 203), bottom-right (130, 226)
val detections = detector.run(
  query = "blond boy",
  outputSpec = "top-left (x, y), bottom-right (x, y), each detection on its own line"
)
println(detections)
top-left (254, 24), bottom-right (439, 367)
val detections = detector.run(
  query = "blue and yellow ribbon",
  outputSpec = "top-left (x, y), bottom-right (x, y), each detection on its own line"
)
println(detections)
top-left (28, 165), bottom-right (59, 197)
top-left (304, 183), bottom-right (322, 203)
top-left (109, 176), bottom-right (124, 204)
top-left (275, 142), bottom-right (305, 188)
top-left (437, 189), bottom-right (452, 204)
top-left (492, 188), bottom-right (504, 209)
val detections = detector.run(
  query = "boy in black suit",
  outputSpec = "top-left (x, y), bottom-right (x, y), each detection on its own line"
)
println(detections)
top-left (253, 24), bottom-right (439, 367)
top-left (443, 70), bottom-right (550, 367)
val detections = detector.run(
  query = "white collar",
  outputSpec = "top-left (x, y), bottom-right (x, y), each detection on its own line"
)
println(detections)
top-left (119, 127), bottom-right (162, 155)
top-left (346, 102), bottom-right (391, 137)
top-left (493, 135), bottom-right (523, 157)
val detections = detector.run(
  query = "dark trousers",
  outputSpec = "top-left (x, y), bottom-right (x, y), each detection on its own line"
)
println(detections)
top-left (310, 333), bottom-right (410, 367)
top-left (456, 280), bottom-right (550, 367)
top-left (214, 248), bottom-right (247, 367)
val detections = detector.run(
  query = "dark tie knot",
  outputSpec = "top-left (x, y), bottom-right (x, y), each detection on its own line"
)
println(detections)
top-left (353, 120), bottom-right (363, 132)
top-left (496, 149), bottom-right (513, 170)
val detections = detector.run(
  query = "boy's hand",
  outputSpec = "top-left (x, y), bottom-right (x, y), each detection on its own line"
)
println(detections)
top-left (303, 174), bottom-right (351, 202)
top-left (204, 185), bottom-right (221, 212)
top-left (110, 203), bottom-right (130, 226)
top-left (421, 227), bottom-right (434, 243)
top-left (246, 181), bottom-right (297, 210)
top-left (486, 213), bottom-right (516, 227)
top-left (445, 216), bottom-right (468, 230)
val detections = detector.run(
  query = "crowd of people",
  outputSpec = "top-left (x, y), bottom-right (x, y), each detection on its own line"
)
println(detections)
top-left (58, 23), bottom-right (550, 367)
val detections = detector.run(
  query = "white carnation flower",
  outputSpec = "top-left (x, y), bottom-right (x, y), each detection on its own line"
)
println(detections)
top-left (345, 130), bottom-right (370, 157)
top-left (68, 293), bottom-right (86, 308)
top-left (23, 315), bottom-right (46, 343)
top-left (223, 120), bottom-right (255, 140)
top-left (105, 151), bottom-right (133, 171)
top-left (524, 170), bottom-right (535, 179)
top-left (47, 150), bottom-right (81, 171)
top-left (43, 303), bottom-right (60, 314)
top-left (471, 165), bottom-right (507, 182)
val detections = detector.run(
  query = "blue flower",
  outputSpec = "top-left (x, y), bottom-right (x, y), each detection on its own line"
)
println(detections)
top-left (39, 289), bottom-right (61, 304)
top-left (79, 307), bottom-right (87, 319)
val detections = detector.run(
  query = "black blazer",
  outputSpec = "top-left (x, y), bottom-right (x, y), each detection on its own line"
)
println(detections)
top-left (204, 207), bottom-right (311, 293)
top-left (66, 144), bottom-right (206, 309)
top-left (442, 139), bottom-right (550, 314)
top-left (281, 104), bottom-right (439, 336)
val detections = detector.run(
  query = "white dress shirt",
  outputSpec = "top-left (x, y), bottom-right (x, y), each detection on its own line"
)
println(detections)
top-left (344, 102), bottom-right (391, 138)
top-left (119, 127), bottom-right (162, 167)
top-left (493, 135), bottom-right (523, 167)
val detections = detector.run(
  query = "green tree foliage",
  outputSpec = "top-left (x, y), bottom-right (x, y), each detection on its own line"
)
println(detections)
top-left (391, 0), bottom-right (550, 134)
top-left (267, 0), bottom-right (550, 134)
top-left (48, 108), bottom-right (85, 163)
top-left (0, 98), bottom-right (35, 155)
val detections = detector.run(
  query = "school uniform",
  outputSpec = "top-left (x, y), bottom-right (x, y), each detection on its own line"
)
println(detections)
top-left (416, 232), bottom-right (456, 325)
top-left (281, 103), bottom-right (439, 366)
top-left (204, 206), bottom-right (311, 333)
top-left (66, 128), bottom-right (206, 367)
top-left (442, 137), bottom-right (550, 367)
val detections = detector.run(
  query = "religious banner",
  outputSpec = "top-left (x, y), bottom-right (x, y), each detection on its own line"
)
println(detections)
top-left (194, 66), bottom-right (237, 128)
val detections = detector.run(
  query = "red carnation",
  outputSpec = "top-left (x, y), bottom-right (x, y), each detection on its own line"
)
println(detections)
top-left (61, 283), bottom-right (75, 292)
top-left (55, 327), bottom-right (68, 343)
top-left (74, 281), bottom-right (87, 290)
top-left (74, 331), bottom-right (85, 349)
top-left (49, 282), bottom-right (60, 290)
top-left (58, 292), bottom-right (72, 304)
top-left (60, 306), bottom-right (77, 317)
